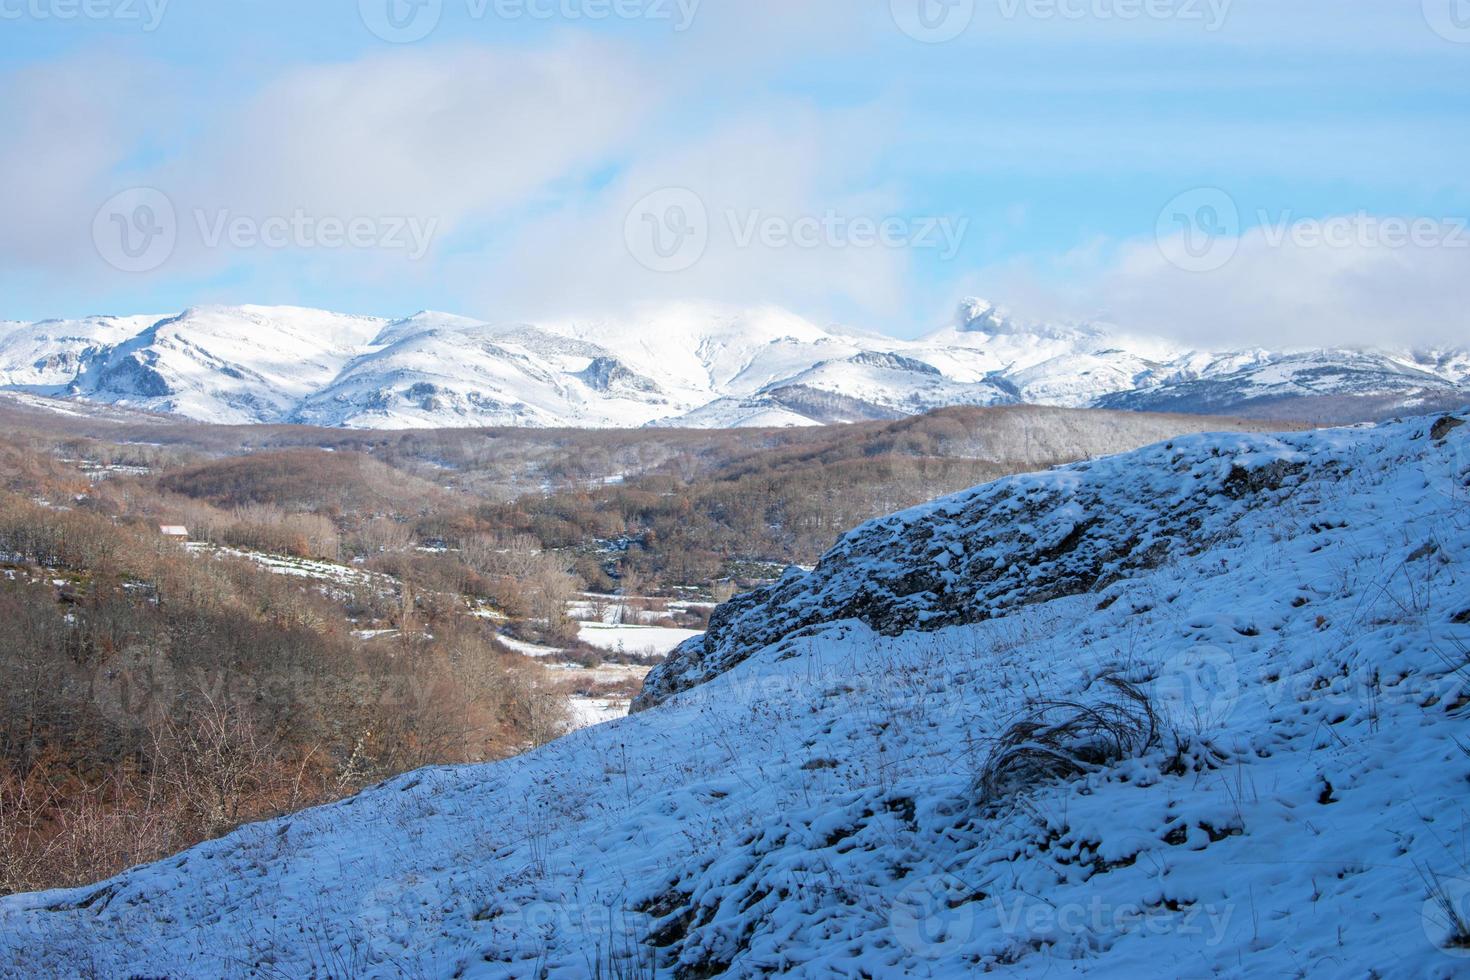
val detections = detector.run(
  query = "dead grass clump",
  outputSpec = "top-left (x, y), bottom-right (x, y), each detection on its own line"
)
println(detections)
top-left (976, 676), bottom-right (1160, 805)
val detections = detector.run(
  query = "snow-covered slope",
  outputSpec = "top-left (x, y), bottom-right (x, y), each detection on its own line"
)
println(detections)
top-left (0, 315), bottom-right (161, 389)
top-left (1098, 348), bottom-right (1469, 423)
top-left (0, 301), bottom-right (1465, 428)
top-left (293, 316), bottom-right (676, 429)
top-left (67, 306), bottom-right (386, 425)
top-left (3, 412), bottom-right (1468, 977)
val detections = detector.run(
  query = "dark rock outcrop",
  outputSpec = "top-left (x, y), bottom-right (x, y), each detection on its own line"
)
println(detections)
top-left (634, 429), bottom-right (1329, 711)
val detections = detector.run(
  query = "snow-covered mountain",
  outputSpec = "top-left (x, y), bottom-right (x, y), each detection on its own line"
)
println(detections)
top-left (0, 301), bottom-right (1464, 428)
top-left (3, 411), bottom-right (1467, 975)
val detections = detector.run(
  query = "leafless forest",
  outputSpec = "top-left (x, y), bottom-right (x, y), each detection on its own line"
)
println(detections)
top-left (0, 395), bottom-right (1288, 894)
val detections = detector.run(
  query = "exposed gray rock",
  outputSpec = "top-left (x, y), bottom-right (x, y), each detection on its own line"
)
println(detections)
top-left (633, 426), bottom-right (1342, 710)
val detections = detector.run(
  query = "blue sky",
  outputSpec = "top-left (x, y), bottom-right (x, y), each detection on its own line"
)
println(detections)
top-left (1, 0), bottom-right (1467, 344)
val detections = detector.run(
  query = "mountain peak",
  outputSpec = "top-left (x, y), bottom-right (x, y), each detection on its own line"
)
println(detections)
top-left (1, 302), bottom-right (1467, 428)
top-left (955, 297), bottom-right (1003, 331)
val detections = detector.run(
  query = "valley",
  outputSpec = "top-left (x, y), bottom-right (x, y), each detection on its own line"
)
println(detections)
top-left (0, 398), bottom-right (1291, 905)
top-left (2, 405), bottom-right (1464, 976)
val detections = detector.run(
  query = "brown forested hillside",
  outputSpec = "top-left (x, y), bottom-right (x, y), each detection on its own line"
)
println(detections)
top-left (0, 398), bottom-right (1297, 894)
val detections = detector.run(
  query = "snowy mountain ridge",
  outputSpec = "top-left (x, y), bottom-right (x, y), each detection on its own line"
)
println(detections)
top-left (2, 411), bottom-right (1468, 976)
top-left (1, 301), bottom-right (1466, 429)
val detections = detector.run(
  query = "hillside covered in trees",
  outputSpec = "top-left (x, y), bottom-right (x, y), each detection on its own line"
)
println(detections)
top-left (0, 397), bottom-right (1290, 895)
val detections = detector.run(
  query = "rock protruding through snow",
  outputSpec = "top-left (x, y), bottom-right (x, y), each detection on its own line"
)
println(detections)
top-left (636, 425), bottom-right (1325, 710)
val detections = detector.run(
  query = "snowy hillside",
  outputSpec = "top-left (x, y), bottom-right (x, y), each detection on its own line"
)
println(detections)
top-left (3, 412), bottom-right (1469, 977)
top-left (1098, 349), bottom-right (1469, 423)
top-left (0, 315), bottom-right (161, 389)
top-left (0, 301), bottom-right (1464, 429)
top-left (66, 306), bottom-right (385, 425)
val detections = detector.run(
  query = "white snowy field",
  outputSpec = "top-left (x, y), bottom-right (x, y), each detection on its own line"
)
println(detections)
top-left (565, 620), bottom-right (699, 732)
top-left (493, 633), bottom-right (566, 659)
top-left (183, 542), bottom-right (394, 591)
top-left (576, 622), bottom-right (704, 657)
top-left (496, 610), bottom-right (699, 732)
top-left (1, 412), bottom-right (1468, 977)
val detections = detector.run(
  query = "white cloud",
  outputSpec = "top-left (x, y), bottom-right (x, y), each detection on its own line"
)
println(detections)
top-left (0, 53), bottom-right (174, 268)
top-left (172, 39), bottom-right (657, 234)
top-left (454, 102), bottom-right (943, 324)
top-left (973, 217), bottom-right (1470, 350)
top-left (0, 38), bottom-right (669, 291)
top-left (1, 3), bottom-right (1464, 348)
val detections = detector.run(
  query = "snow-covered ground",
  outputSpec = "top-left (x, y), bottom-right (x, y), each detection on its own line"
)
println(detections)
top-left (576, 622), bottom-right (703, 658)
top-left (494, 633), bottom-right (566, 659)
top-left (493, 600), bottom-right (703, 731)
top-left (525, 605), bottom-right (701, 731)
top-left (568, 597), bottom-right (706, 657)
top-left (183, 542), bottom-right (389, 589)
top-left (556, 660), bottom-right (655, 731)
top-left (2, 413), bottom-right (1468, 977)
top-left (496, 607), bottom-right (698, 732)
